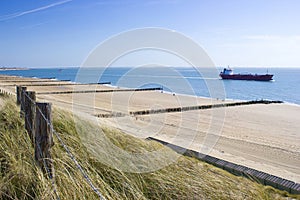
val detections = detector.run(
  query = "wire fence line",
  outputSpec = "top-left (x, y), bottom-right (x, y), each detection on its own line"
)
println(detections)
top-left (0, 88), bottom-right (60, 197)
top-left (22, 90), bottom-right (106, 200)
top-left (22, 92), bottom-right (61, 200)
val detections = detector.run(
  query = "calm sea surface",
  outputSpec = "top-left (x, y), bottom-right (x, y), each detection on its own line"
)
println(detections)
top-left (1, 67), bottom-right (300, 105)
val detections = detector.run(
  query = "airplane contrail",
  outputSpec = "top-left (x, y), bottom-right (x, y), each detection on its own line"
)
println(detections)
top-left (0, 0), bottom-right (73, 21)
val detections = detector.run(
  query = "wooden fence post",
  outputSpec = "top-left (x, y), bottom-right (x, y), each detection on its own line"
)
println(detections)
top-left (35, 102), bottom-right (54, 178)
top-left (16, 86), bottom-right (21, 105)
top-left (24, 91), bottom-right (36, 143)
top-left (20, 86), bottom-right (27, 115)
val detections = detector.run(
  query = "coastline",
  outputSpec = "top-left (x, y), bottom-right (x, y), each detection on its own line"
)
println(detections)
top-left (0, 67), bottom-right (28, 71)
top-left (1, 67), bottom-right (300, 105)
top-left (0, 74), bottom-right (299, 184)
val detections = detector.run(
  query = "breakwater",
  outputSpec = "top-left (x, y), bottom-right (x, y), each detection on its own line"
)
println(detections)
top-left (130, 100), bottom-right (283, 116)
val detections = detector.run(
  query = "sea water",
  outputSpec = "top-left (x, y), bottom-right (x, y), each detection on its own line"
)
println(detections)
top-left (1, 67), bottom-right (300, 105)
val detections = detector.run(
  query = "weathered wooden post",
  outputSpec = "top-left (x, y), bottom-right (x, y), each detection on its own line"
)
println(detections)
top-left (19, 86), bottom-right (27, 117)
top-left (16, 86), bottom-right (22, 105)
top-left (24, 91), bottom-right (36, 143)
top-left (35, 102), bottom-right (54, 178)
top-left (20, 86), bottom-right (27, 110)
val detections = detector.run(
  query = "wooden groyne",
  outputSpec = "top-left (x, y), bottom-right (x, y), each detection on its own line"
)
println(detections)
top-left (130, 100), bottom-right (283, 116)
top-left (96, 112), bottom-right (126, 118)
top-left (148, 137), bottom-right (300, 194)
top-left (0, 88), bottom-right (13, 96)
top-left (0, 75), bottom-right (19, 79)
top-left (37, 87), bottom-right (163, 95)
top-left (0, 82), bottom-right (111, 87)
top-left (0, 79), bottom-right (71, 83)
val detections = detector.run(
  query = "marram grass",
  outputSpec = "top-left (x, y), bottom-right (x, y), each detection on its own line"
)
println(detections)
top-left (0, 96), bottom-right (299, 199)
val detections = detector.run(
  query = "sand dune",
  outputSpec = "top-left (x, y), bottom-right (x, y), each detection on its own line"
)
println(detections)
top-left (1, 75), bottom-right (299, 183)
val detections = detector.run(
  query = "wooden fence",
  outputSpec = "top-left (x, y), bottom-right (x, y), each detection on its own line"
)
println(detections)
top-left (0, 85), bottom-right (105, 198)
top-left (16, 86), bottom-right (54, 177)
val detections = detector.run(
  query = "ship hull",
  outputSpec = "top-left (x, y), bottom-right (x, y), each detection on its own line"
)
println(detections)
top-left (220, 74), bottom-right (273, 81)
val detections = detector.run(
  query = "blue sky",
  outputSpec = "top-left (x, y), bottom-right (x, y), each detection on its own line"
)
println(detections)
top-left (0, 0), bottom-right (299, 68)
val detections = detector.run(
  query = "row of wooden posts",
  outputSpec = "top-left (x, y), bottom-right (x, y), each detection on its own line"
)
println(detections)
top-left (16, 86), bottom-right (54, 178)
top-left (129, 99), bottom-right (283, 116)
top-left (0, 88), bottom-right (13, 96)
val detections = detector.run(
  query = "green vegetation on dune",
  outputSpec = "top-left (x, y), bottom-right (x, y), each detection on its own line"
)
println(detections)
top-left (0, 96), bottom-right (298, 199)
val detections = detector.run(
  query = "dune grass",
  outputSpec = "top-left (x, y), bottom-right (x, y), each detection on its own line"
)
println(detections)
top-left (0, 95), bottom-right (299, 199)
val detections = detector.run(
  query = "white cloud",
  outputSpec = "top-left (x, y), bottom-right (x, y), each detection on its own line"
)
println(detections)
top-left (0, 0), bottom-right (72, 21)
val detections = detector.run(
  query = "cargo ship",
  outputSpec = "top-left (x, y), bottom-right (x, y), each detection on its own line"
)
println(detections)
top-left (219, 68), bottom-right (273, 81)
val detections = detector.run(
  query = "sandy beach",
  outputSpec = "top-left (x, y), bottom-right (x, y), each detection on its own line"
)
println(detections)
top-left (1, 75), bottom-right (299, 183)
